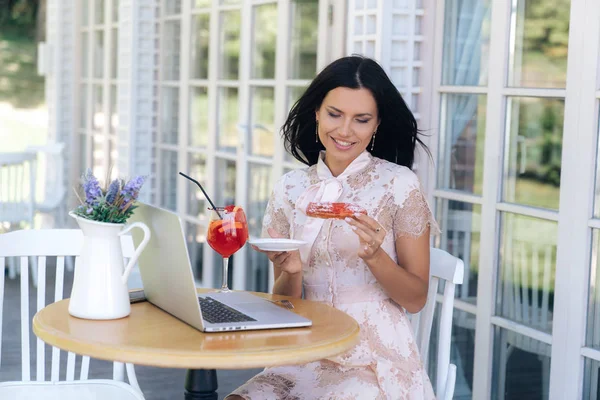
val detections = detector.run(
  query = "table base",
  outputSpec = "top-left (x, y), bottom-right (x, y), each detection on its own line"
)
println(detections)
top-left (185, 369), bottom-right (218, 400)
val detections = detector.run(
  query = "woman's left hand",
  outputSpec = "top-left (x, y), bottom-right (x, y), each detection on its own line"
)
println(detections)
top-left (345, 214), bottom-right (387, 261)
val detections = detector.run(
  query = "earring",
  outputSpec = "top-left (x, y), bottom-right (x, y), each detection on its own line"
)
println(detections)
top-left (371, 130), bottom-right (377, 151)
top-left (315, 121), bottom-right (319, 143)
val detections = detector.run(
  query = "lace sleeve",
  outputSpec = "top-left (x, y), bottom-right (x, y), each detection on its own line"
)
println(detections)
top-left (392, 172), bottom-right (440, 239)
top-left (261, 175), bottom-right (292, 239)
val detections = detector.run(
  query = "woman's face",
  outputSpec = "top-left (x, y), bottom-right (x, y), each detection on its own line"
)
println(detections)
top-left (316, 87), bottom-right (379, 173)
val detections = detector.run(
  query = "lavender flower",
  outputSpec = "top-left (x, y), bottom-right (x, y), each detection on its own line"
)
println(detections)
top-left (120, 175), bottom-right (146, 204)
top-left (73, 170), bottom-right (146, 224)
top-left (105, 179), bottom-right (120, 204)
top-left (82, 168), bottom-right (102, 205)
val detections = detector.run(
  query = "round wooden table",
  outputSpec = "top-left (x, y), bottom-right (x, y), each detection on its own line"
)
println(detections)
top-left (33, 289), bottom-right (360, 399)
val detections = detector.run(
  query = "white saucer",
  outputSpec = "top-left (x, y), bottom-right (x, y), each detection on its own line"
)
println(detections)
top-left (248, 238), bottom-right (307, 252)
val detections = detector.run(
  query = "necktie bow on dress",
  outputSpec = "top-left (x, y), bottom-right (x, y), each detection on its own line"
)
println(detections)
top-left (293, 151), bottom-right (372, 265)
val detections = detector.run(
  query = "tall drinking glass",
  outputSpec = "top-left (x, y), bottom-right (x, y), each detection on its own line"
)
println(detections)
top-left (206, 206), bottom-right (249, 292)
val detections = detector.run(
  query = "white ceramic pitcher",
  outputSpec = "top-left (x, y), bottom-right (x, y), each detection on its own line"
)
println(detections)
top-left (68, 212), bottom-right (151, 320)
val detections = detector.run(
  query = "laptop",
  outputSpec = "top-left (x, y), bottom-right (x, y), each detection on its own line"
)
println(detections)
top-left (128, 202), bottom-right (312, 332)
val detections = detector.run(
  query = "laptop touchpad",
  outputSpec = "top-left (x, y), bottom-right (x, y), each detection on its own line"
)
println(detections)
top-left (238, 302), bottom-right (269, 311)
top-left (237, 302), bottom-right (281, 315)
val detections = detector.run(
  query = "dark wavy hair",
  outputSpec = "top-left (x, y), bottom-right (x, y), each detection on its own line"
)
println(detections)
top-left (282, 56), bottom-right (428, 168)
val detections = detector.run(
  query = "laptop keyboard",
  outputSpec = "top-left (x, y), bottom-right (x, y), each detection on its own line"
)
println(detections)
top-left (198, 296), bottom-right (256, 324)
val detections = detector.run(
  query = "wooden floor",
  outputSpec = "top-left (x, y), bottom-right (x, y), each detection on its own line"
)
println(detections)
top-left (0, 260), bottom-right (261, 399)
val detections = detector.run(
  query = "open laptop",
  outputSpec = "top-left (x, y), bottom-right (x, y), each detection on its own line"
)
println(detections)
top-left (128, 202), bottom-right (312, 332)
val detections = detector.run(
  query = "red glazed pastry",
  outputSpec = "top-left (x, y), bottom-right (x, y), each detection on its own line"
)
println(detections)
top-left (306, 202), bottom-right (367, 219)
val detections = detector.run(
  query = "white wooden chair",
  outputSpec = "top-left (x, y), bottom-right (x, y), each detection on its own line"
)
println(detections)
top-left (410, 247), bottom-right (465, 400)
top-left (0, 152), bottom-right (38, 283)
top-left (0, 229), bottom-right (144, 399)
top-left (0, 152), bottom-right (37, 230)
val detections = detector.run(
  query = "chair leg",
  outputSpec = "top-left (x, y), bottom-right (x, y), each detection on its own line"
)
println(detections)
top-left (113, 362), bottom-right (125, 381)
top-left (126, 363), bottom-right (143, 393)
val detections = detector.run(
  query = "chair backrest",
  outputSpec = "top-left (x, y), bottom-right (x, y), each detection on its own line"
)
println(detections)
top-left (502, 235), bottom-right (554, 347)
top-left (0, 152), bottom-right (37, 227)
top-left (0, 229), bottom-right (136, 384)
top-left (411, 247), bottom-right (464, 398)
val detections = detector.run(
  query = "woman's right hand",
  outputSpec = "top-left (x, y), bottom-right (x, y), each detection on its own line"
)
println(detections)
top-left (251, 228), bottom-right (303, 276)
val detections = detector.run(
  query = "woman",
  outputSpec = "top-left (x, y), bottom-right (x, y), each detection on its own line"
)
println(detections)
top-left (227, 56), bottom-right (439, 400)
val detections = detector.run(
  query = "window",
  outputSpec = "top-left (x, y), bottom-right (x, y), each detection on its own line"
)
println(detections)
top-left (429, 0), bottom-right (578, 398)
top-left (154, 0), bottom-right (324, 289)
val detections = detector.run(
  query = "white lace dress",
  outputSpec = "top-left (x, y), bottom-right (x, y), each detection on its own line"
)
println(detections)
top-left (228, 151), bottom-right (439, 400)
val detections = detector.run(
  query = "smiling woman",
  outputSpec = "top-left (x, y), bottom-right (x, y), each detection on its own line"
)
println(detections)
top-left (227, 56), bottom-right (439, 400)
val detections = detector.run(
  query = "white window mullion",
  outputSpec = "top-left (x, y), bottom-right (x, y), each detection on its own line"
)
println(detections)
top-left (316, 0), bottom-right (329, 71)
top-left (267, 0), bottom-right (292, 293)
top-left (490, 316), bottom-right (553, 345)
top-left (402, 0), bottom-right (415, 110)
top-left (201, 3), bottom-right (221, 288)
top-left (549, 0), bottom-right (600, 397)
top-left (177, 0), bottom-right (192, 215)
top-left (232, 0), bottom-right (253, 291)
top-left (582, 347), bottom-right (600, 363)
top-left (471, 1), bottom-right (511, 399)
top-left (345, 0), bottom-right (357, 57)
top-left (248, 79), bottom-right (276, 86)
top-left (328, 0), bottom-right (347, 64)
top-left (272, 0), bottom-right (290, 186)
top-left (155, 1), bottom-right (166, 207)
top-left (102, 0), bottom-right (112, 177)
top-left (495, 202), bottom-right (559, 222)
top-left (375, 1), bottom-right (389, 64)
top-left (589, 219), bottom-right (600, 229)
top-left (432, 189), bottom-right (483, 206)
top-left (85, 1), bottom-right (94, 169)
top-left (501, 87), bottom-right (566, 98)
top-left (236, 2), bottom-right (252, 209)
top-left (419, 0), bottom-right (445, 199)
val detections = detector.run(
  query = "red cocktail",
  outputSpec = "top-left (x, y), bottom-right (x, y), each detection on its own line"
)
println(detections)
top-left (207, 206), bottom-right (248, 292)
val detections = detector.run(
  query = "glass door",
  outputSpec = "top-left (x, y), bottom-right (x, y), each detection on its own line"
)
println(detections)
top-left (427, 0), bottom-right (582, 398)
top-left (155, 0), bottom-right (330, 290)
top-left (239, 0), bottom-right (322, 292)
top-left (580, 10), bottom-right (600, 398)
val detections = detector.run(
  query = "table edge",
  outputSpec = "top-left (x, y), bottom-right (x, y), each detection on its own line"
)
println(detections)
top-left (32, 304), bottom-right (361, 369)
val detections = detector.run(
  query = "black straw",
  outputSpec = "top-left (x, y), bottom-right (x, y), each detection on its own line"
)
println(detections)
top-left (178, 172), bottom-right (223, 219)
